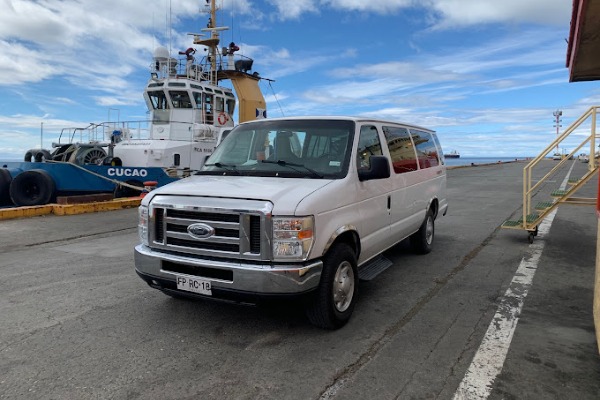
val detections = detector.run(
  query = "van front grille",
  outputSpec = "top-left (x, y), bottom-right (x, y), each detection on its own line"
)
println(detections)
top-left (149, 198), bottom-right (271, 260)
top-left (167, 237), bottom-right (239, 252)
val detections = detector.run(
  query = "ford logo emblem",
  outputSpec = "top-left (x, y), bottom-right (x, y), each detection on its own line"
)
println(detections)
top-left (187, 223), bottom-right (215, 239)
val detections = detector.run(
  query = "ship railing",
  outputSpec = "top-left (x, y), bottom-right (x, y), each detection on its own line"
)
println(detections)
top-left (159, 53), bottom-right (255, 82)
top-left (95, 121), bottom-right (151, 142)
top-left (519, 106), bottom-right (600, 231)
top-left (53, 121), bottom-right (151, 147)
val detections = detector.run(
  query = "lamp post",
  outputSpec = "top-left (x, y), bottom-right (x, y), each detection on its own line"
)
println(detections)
top-left (108, 108), bottom-right (120, 125)
top-left (553, 110), bottom-right (562, 155)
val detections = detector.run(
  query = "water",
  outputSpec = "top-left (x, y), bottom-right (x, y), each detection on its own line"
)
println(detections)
top-left (444, 157), bottom-right (527, 167)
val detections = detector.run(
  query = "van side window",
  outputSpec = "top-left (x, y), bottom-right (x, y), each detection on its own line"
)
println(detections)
top-left (410, 129), bottom-right (440, 169)
top-left (357, 125), bottom-right (382, 169)
top-left (383, 126), bottom-right (418, 173)
top-left (431, 133), bottom-right (445, 165)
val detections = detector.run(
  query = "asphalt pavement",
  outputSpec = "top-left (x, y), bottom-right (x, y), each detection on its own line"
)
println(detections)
top-left (0, 160), bottom-right (598, 399)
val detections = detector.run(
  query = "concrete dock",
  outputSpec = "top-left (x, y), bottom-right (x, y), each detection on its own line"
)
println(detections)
top-left (0, 160), bottom-right (598, 399)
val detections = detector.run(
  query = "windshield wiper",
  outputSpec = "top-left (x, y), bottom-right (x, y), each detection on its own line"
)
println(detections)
top-left (261, 160), bottom-right (323, 178)
top-left (202, 162), bottom-right (240, 175)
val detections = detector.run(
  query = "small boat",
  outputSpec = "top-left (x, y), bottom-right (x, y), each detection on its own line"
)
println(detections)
top-left (0, 0), bottom-right (267, 207)
top-left (445, 150), bottom-right (460, 159)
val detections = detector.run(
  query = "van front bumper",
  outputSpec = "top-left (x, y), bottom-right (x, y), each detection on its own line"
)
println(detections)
top-left (134, 244), bottom-right (323, 300)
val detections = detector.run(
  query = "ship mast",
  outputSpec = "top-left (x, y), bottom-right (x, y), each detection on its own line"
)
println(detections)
top-left (193, 0), bottom-right (226, 86)
top-left (192, 0), bottom-right (267, 123)
top-left (208, 0), bottom-right (218, 85)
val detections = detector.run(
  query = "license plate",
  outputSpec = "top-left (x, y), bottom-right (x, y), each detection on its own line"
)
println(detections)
top-left (176, 275), bottom-right (212, 296)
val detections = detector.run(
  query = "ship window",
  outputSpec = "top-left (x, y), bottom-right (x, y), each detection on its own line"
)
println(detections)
top-left (174, 154), bottom-right (181, 166)
top-left (214, 89), bottom-right (223, 95)
top-left (168, 82), bottom-right (186, 87)
top-left (410, 129), bottom-right (439, 169)
top-left (192, 91), bottom-right (203, 108)
top-left (148, 82), bottom-right (164, 87)
top-left (215, 96), bottom-right (225, 112)
top-left (226, 99), bottom-right (235, 115)
top-left (169, 91), bottom-right (192, 108)
top-left (148, 91), bottom-right (169, 110)
top-left (190, 84), bottom-right (203, 90)
top-left (383, 126), bottom-right (418, 173)
top-left (356, 125), bottom-right (383, 170)
top-left (204, 93), bottom-right (214, 123)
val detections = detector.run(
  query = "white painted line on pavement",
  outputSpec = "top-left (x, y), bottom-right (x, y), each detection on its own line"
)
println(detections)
top-left (453, 162), bottom-right (575, 399)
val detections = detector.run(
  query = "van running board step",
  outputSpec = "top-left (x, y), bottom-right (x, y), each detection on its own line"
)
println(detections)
top-left (358, 255), bottom-right (393, 281)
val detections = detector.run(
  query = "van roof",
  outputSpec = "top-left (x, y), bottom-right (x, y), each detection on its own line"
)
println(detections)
top-left (239, 116), bottom-right (435, 133)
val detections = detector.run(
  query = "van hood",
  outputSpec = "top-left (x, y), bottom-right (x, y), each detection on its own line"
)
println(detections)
top-left (146, 175), bottom-right (333, 209)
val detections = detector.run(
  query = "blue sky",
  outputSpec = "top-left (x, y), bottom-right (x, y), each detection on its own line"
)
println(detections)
top-left (0, 0), bottom-right (595, 159)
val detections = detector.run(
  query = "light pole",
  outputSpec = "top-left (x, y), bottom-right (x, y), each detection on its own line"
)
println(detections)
top-left (553, 109), bottom-right (562, 155)
top-left (108, 108), bottom-right (120, 125)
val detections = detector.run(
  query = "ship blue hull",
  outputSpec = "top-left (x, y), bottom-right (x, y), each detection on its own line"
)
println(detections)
top-left (0, 161), bottom-right (179, 206)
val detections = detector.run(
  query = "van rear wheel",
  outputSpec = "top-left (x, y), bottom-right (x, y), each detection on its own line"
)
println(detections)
top-left (306, 243), bottom-right (358, 329)
top-left (411, 210), bottom-right (434, 254)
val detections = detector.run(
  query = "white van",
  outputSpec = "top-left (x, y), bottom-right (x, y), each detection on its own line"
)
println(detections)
top-left (135, 117), bottom-right (448, 329)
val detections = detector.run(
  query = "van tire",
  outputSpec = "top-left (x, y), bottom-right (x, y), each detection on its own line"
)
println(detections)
top-left (9, 169), bottom-right (56, 206)
top-left (411, 210), bottom-right (434, 254)
top-left (306, 243), bottom-right (358, 329)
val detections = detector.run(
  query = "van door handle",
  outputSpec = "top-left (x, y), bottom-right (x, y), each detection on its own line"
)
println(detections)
top-left (387, 195), bottom-right (391, 209)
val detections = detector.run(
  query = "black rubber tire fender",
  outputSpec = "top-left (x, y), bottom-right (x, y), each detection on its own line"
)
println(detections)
top-left (9, 169), bottom-right (56, 206)
top-left (410, 209), bottom-right (435, 254)
top-left (113, 179), bottom-right (144, 198)
top-left (34, 149), bottom-right (53, 162)
top-left (24, 149), bottom-right (36, 162)
top-left (102, 156), bottom-right (123, 167)
top-left (306, 243), bottom-right (358, 329)
top-left (0, 168), bottom-right (13, 205)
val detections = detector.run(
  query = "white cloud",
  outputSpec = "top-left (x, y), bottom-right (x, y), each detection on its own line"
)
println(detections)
top-left (256, 0), bottom-right (569, 26)
top-left (323, 0), bottom-right (414, 13)
top-left (0, 41), bottom-right (58, 85)
top-left (266, 0), bottom-right (318, 20)
top-left (424, 0), bottom-right (570, 28)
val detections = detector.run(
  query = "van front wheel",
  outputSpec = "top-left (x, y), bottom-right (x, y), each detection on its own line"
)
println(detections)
top-left (411, 210), bottom-right (434, 254)
top-left (306, 243), bottom-right (358, 329)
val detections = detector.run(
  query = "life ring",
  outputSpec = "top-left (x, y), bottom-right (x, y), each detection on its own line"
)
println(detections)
top-left (217, 112), bottom-right (229, 125)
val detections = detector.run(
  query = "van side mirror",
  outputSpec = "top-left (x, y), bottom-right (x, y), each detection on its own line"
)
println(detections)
top-left (358, 155), bottom-right (391, 181)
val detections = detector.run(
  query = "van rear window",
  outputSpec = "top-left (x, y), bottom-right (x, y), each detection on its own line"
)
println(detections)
top-left (410, 129), bottom-right (440, 169)
top-left (382, 126), bottom-right (418, 174)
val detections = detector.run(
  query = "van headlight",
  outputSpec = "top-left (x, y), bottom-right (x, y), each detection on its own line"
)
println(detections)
top-left (272, 216), bottom-right (314, 261)
top-left (138, 205), bottom-right (149, 246)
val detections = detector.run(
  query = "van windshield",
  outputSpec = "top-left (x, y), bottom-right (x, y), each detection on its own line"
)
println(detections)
top-left (199, 119), bottom-right (355, 179)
